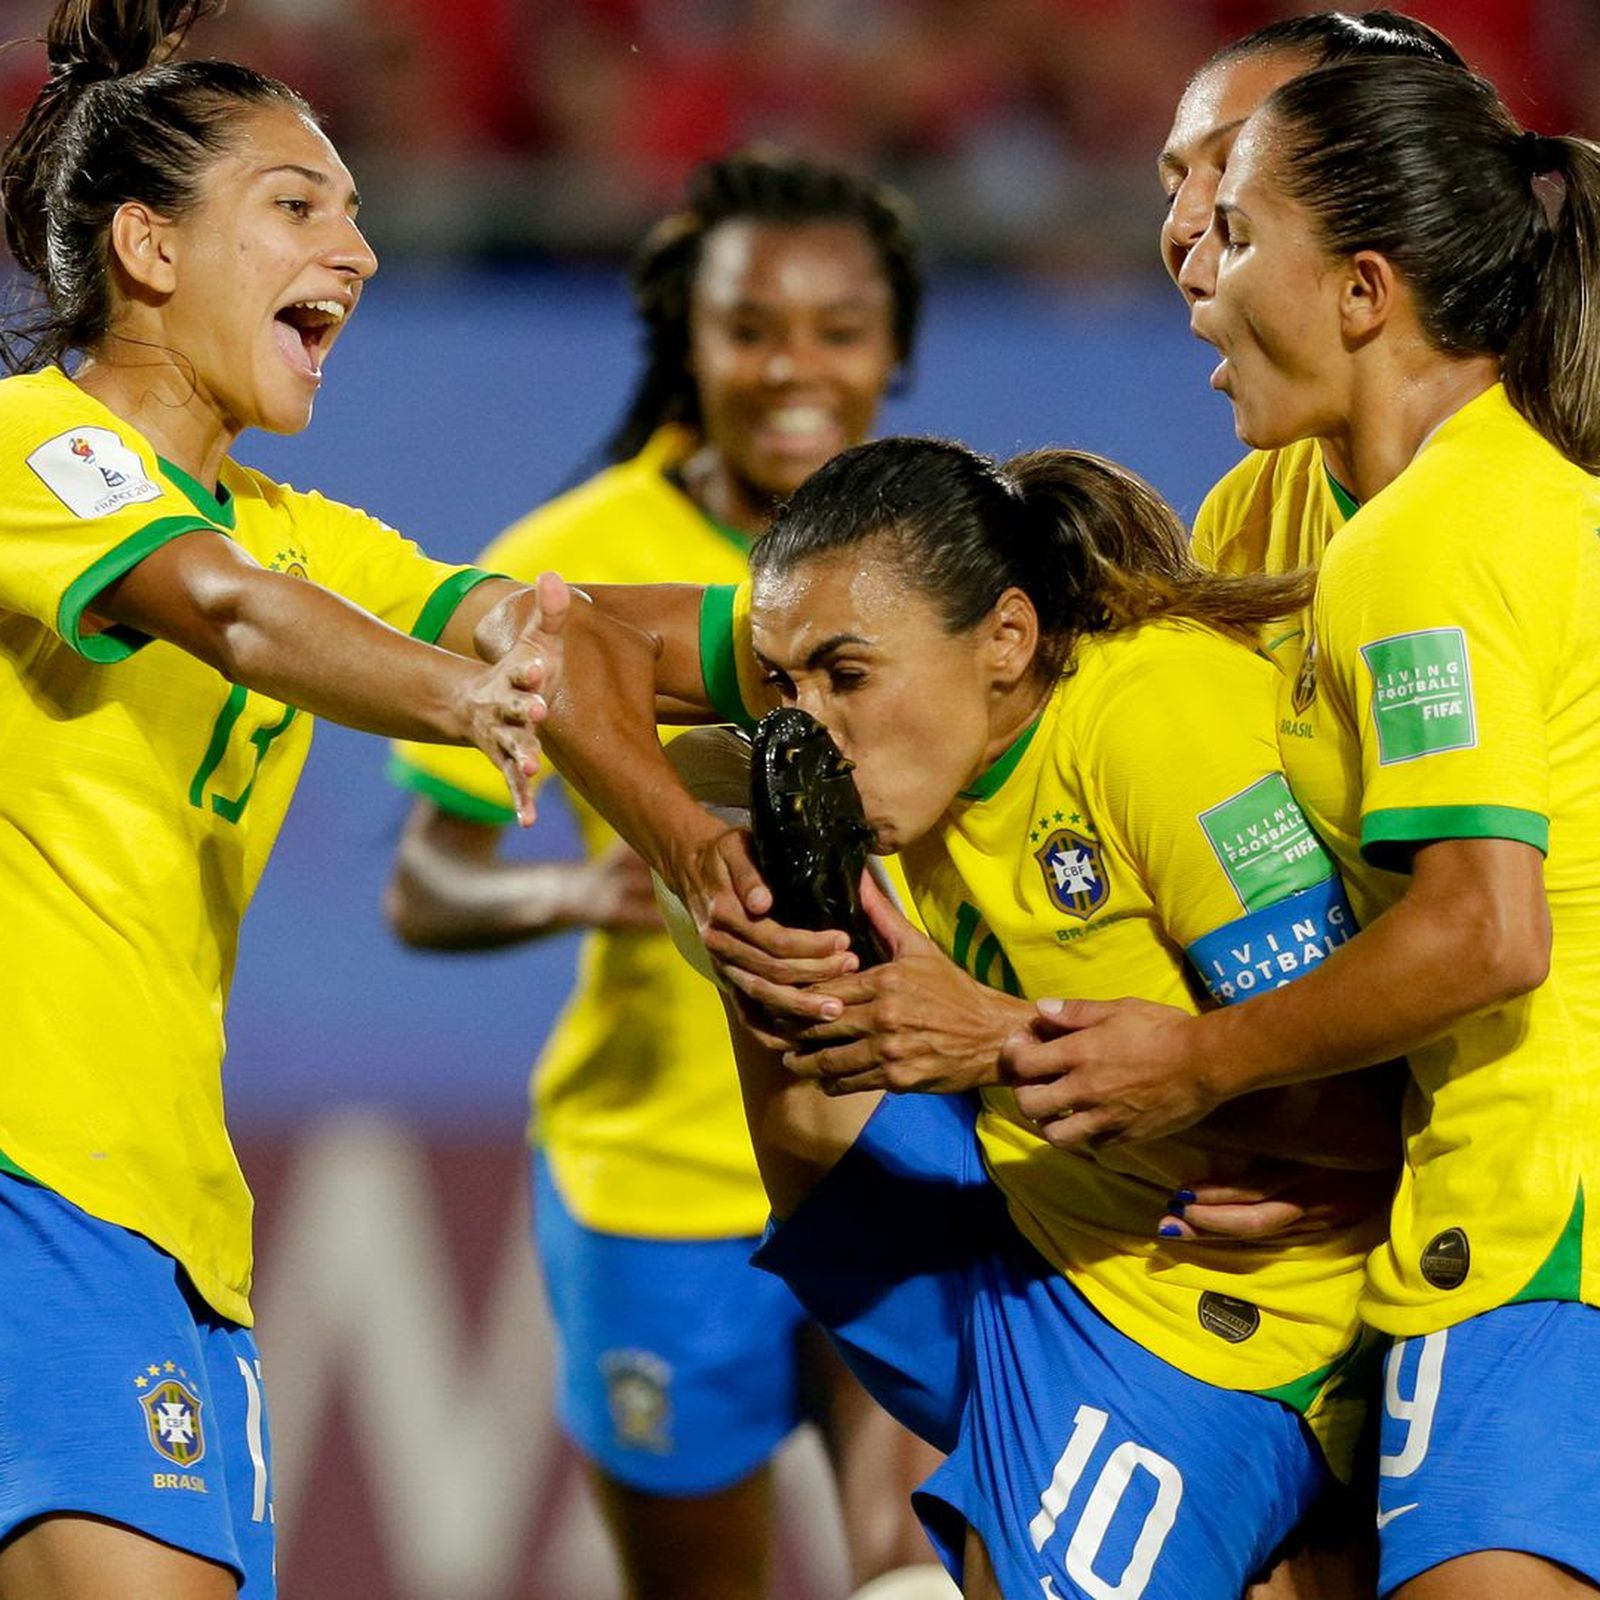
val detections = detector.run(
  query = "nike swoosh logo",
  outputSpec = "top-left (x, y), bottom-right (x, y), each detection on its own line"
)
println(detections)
top-left (1376, 1503), bottom-right (1420, 1529)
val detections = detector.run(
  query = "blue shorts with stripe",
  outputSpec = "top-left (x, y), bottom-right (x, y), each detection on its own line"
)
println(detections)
top-left (532, 1155), bottom-right (810, 1495)
top-left (755, 1093), bottom-right (1329, 1599)
top-left (0, 1172), bottom-right (273, 1593)
top-left (1377, 1299), bottom-right (1600, 1594)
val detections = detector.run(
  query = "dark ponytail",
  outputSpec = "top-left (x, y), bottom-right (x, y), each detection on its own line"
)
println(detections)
top-left (602, 148), bottom-right (922, 465)
top-left (753, 437), bottom-right (1314, 679)
top-left (1265, 57), bottom-right (1600, 471)
top-left (1503, 136), bottom-right (1600, 471)
top-left (2, 0), bottom-right (310, 370)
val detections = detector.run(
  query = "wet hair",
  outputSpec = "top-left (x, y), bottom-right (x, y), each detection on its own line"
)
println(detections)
top-left (602, 148), bottom-right (922, 464)
top-left (1, 0), bottom-right (312, 371)
top-left (1205, 9), bottom-right (1465, 75)
top-left (1263, 57), bottom-right (1600, 471)
top-left (752, 437), bottom-right (1314, 680)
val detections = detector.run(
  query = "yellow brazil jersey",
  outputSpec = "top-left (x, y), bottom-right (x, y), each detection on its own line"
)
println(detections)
top-left (389, 428), bottom-right (775, 1240)
top-left (1282, 384), bottom-right (1600, 1337)
top-left (1190, 438), bottom-right (1354, 683)
top-left (0, 367), bottom-right (494, 1325)
top-left (701, 587), bottom-right (1384, 1471)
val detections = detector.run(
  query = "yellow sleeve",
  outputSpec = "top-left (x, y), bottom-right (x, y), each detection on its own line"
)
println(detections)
top-left (1088, 628), bottom-right (1352, 1003)
top-left (0, 391), bottom-right (216, 659)
top-left (1317, 509), bottom-right (1551, 872)
top-left (276, 483), bottom-right (499, 641)
top-left (384, 490), bottom-right (691, 826)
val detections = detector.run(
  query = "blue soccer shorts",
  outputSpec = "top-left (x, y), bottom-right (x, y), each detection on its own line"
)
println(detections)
top-left (1376, 1299), bottom-right (1600, 1595)
top-left (0, 1172), bottom-right (274, 1593)
top-left (531, 1154), bottom-right (810, 1495)
top-left (755, 1092), bottom-right (1330, 1599)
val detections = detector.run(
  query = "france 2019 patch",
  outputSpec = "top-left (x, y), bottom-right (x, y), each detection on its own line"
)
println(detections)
top-left (1361, 627), bottom-right (1476, 764)
top-left (27, 427), bottom-right (163, 519)
top-left (1198, 774), bottom-right (1334, 913)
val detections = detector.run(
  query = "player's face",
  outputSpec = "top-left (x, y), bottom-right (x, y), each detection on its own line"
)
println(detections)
top-left (751, 548), bottom-right (999, 853)
top-left (140, 103), bottom-right (377, 436)
top-left (689, 220), bottom-right (899, 502)
top-left (1158, 49), bottom-right (1313, 295)
top-left (1179, 115), bottom-right (1350, 451)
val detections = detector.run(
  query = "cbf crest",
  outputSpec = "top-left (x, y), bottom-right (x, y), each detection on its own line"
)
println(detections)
top-left (601, 1349), bottom-right (672, 1454)
top-left (139, 1375), bottom-right (206, 1467)
top-left (1035, 827), bottom-right (1108, 920)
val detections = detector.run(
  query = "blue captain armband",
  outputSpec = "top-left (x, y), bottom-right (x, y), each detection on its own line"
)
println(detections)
top-left (1187, 877), bottom-right (1357, 1004)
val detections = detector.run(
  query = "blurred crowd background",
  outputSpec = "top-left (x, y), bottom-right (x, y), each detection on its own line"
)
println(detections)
top-left (1, 0), bottom-right (1594, 274)
top-left (1, 3), bottom-right (1594, 1595)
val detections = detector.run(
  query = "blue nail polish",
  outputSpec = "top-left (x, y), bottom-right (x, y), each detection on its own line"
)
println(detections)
top-left (1174, 1188), bottom-right (1197, 1206)
top-left (1158, 1222), bottom-right (1183, 1238)
top-left (1166, 1197), bottom-right (1186, 1216)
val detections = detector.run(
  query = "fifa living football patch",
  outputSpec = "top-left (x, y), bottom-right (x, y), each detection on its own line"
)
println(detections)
top-left (1198, 774), bottom-right (1334, 912)
top-left (1360, 627), bottom-right (1476, 763)
top-left (27, 427), bottom-right (163, 518)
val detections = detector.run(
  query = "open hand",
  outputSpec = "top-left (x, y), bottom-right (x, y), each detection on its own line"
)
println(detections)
top-left (462, 571), bottom-right (570, 826)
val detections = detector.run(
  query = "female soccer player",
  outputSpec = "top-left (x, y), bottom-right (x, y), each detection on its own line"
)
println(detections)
top-left (384, 151), bottom-right (949, 1600)
top-left (544, 435), bottom-right (1396, 1599)
top-left (1161, 11), bottom-right (1465, 597)
top-left (1008, 58), bottom-right (1600, 1600)
top-left (1147, 11), bottom-right (1466, 1246)
top-left (0, 3), bottom-right (563, 1594)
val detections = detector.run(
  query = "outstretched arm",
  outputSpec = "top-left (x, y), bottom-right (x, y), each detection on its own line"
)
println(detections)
top-left (386, 801), bottom-right (663, 951)
top-left (95, 533), bottom-right (567, 824)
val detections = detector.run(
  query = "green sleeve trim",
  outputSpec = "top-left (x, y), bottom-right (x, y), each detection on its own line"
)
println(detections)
top-left (56, 515), bottom-right (216, 661)
top-left (1360, 804), bottom-right (1549, 872)
top-left (699, 584), bottom-right (757, 729)
top-left (958, 715), bottom-right (1042, 802)
top-left (157, 455), bottom-right (236, 528)
top-left (385, 753), bottom-right (516, 825)
top-left (411, 567), bottom-right (503, 645)
top-left (1511, 1184), bottom-right (1584, 1304)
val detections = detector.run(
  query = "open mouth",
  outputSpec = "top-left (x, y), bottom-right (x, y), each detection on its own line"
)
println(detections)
top-left (272, 298), bottom-right (347, 379)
